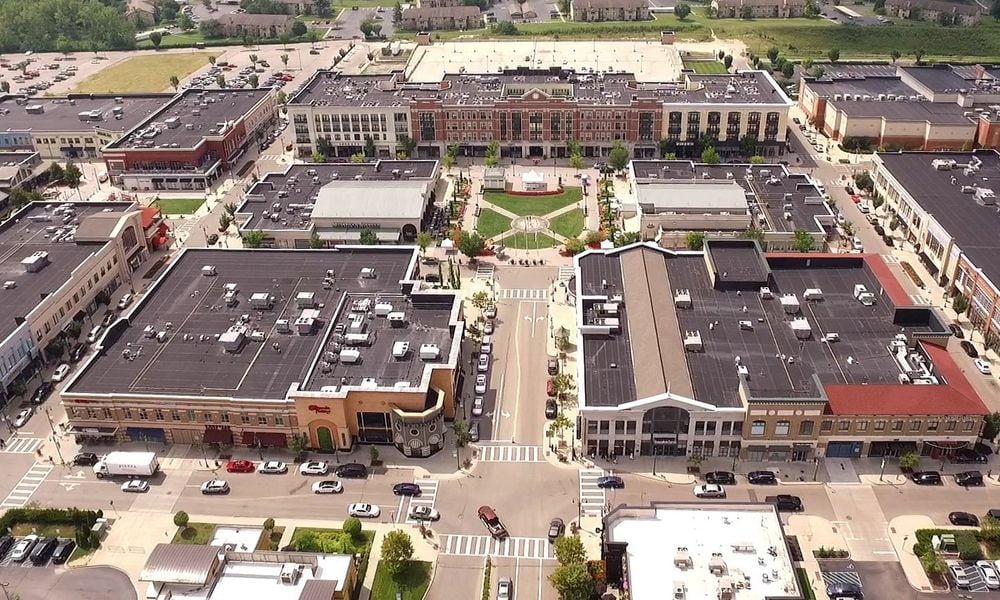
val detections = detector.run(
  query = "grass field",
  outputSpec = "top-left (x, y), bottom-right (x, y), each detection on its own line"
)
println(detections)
top-left (371, 560), bottom-right (432, 600)
top-left (684, 60), bottom-right (728, 74)
top-left (12, 523), bottom-right (79, 538)
top-left (503, 232), bottom-right (560, 249)
top-left (548, 208), bottom-right (585, 239)
top-left (172, 523), bottom-right (217, 545)
top-left (73, 52), bottom-right (219, 94)
top-left (475, 208), bottom-right (512, 239)
top-left (155, 197), bottom-right (206, 215)
top-left (485, 187), bottom-right (583, 216)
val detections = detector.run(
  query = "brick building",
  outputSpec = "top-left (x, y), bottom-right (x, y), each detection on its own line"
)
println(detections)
top-left (216, 13), bottom-right (294, 38)
top-left (570, 0), bottom-right (651, 22)
top-left (399, 6), bottom-right (482, 30)
top-left (884, 0), bottom-right (983, 25)
top-left (711, 0), bottom-right (806, 18)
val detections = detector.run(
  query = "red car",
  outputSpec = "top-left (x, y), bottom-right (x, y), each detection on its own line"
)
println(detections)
top-left (850, 195), bottom-right (862, 204)
top-left (280, 75), bottom-right (294, 82)
top-left (225, 459), bottom-right (255, 473)
top-left (546, 379), bottom-right (556, 397)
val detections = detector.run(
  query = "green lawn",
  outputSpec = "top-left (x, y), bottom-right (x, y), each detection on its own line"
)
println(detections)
top-left (73, 52), bottom-right (219, 93)
top-left (485, 187), bottom-right (583, 217)
top-left (11, 523), bottom-right (80, 538)
top-left (476, 208), bottom-right (513, 239)
top-left (172, 523), bottom-right (217, 545)
top-left (155, 197), bottom-right (206, 215)
top-left (502, 232), bottom-right (560, 249)
top-left (548, 208), bottom-right (585, 239)
top-left (684, 60), bottom-right (728, 74)
top-left (371, 560), bottom-right (432, 600)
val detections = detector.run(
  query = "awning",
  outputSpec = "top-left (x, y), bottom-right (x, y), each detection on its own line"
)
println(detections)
top-left (917, 252), bottom-right (940, 277)
top-left (316, 230), bottom-right (399, 242)
top-left (202, 426), bottom-right (233, 445)
top-left (241, 431), bottom-right (287, 448)
top-left (66, 426), bottom-right (118, 438)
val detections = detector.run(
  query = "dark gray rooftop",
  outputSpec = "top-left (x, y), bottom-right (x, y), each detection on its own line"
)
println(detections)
top-left (108, 89), bottom-right (271, 150)
top-left (804, 76), bottom-right (916, 99)
top-left (877, 149), bottom-right (1000, 288)
top-left (901, 66), bottom-right (974, 94)
top-left (630, 160), bottom-right (832, 234)
top-left (0, 94), bottom-right (172, 135)
top-left (0, 201), bottom-right (135, 344)
top-left (66, 247), bottom-right (458, 400)
top-left (831, 99), bottom-right (973, 124)
top-left (578, 245), bottom-right (945, 408)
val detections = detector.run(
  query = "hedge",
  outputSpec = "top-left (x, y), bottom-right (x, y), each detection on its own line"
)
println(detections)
top-left (0, 507), bottom-right (104, 550)
top-left (914, 528), bottom-right (982, 561)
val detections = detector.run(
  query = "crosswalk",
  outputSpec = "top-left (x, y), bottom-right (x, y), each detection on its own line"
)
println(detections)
top-left (441, 534), bottom-right (556, 560)
top-left (476, 263), bottom-right (495, 281)
top-left (403, 478), bottom-right (440, 524)
top-left (579, 468), bottom-right (607, 517)
top-left (881, 253), bottom-right (900, 264)
top-left (909, 294), bottom-right (932, 305)
top-left (821, 570), bottom-right (862, 589)
top-left (558, 265), bottom-right (575, 281)
top-left (2, 436), bottom-right (44, 454)
top-left (256, 153), bottom-right (286, 163)
top-left (476, 444), bottom-right (544, 463)
top-left (2, 463), bottom-right (53, 507)
top-left (500, 288), bottom-right (548, 301)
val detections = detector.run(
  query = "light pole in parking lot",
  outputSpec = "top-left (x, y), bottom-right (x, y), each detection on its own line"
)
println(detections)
top-left (44, 407), bottom-right (65, 465)
top-left (0, 581), bottom-right (11, 600)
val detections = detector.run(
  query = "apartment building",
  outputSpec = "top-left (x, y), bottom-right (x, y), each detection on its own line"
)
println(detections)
top-left (287, 68), bottom-right (791, 161)
top-left (399, 6), bottom-right (482, 30)
top-left (215, 13), bottom-right (294, 38)
top-left (570, 0), bottom-right (651, 22)
top-left (574, 241), bottom-right (986, 462)
top-left (711, 0), bottom-right (806, 18)
top-left (415, 0), bottom-right (464, 8)
top-left (884, 0), bottom-right (983, 25)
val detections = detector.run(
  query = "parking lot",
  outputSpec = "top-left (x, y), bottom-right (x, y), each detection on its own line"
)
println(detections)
top-left (1, 55), bottom-right (86, 96)
top-left (332, 6), bottom-right (396, 40)
top-left (0, 563), bottom-right (136, 600)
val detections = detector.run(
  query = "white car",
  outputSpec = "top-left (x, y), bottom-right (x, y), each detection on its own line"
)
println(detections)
top-left (409, 506), bottom-right (440, 521)
top-left (483, 320), bottom-right (495, 335)
top-left (299, 461), bottom-right (329, 476)
top-left (950, 562), bottom-right (971, 588)
top-left (52, 363), bottom-right (71, 382)
top-left (484, 305), bottom-right (497, 319)
top-left (975, 358), bottom-right (992, 375)
top-left (471, 396), bottom-right (484, 417)
top-left (478, 354), bottom-right (490, 372)
top-left (12, 407), bottom-right (32, 428)
top-left (117, 294), bottom-right (133, 309)
top-left (200, 480), bottom-right (230, 495)
top-left (86, 325), bottom-right (103, 343)
top-left (348, 503), bottom-right (381, 518)
top-left (312, 480), bottom-right (344, 494)
top-left (10, 535), bottom-right (39, 562)
top-left (497, 577), bottom-right (512, 600)
top-left (475, 374), bottom-right (487, 394)
top-left (693, 484), bottom-right (726, 498)
top-left (121, 479), bottom-right (149, 493)
top-left (258, 461), bottom-right (288, 474)
top-left (480, 336), bottom-right (492, 355)
top-left (852, 237), bottom-right (864, 252)
top-left (977, 561), bottom-right (1000, 589)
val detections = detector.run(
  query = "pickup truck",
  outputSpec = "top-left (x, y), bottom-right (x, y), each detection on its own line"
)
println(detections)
top-left (765, 494), bottom-right (803, 512)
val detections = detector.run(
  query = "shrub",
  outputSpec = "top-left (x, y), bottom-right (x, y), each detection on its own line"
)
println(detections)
top-left (914, 529), bottom-right (982, 561)
top-left (343, 517), bottom-right (363, 540)
top-left (174, 511), bottom-right (190, 528)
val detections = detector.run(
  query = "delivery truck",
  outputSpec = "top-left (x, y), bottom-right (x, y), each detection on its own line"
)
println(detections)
top-left (93, 451), bottom-right (160, 479)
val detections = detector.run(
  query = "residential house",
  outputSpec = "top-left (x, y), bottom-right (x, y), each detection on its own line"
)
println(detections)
top-left (399, 6), bottom-right (482, 30)
top-left (884, 0), bottom-right (983, 25)
top-left (570, 0), bottom-right (651, 21)
top-left (416, 0), bottom-right (464, 7)
top-left (711, 0), bottom-right (806, 18)
top-left (216, 13), bottom-right (294, 38)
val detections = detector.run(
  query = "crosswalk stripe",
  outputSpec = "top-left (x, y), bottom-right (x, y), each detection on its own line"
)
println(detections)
top-left (403, 478), bottom-right (440, 524)
top-left (476, 264), bottom-right (495, 281)
top-left (558, 266), bottom-right (575, 281)
top-left (579, 468), bottom-right (607, 517)
top-left (440, 535), bottom-right (555, 560)
top-left (476, 444), bottom-right (544, 463)
top-left (1, 463), bottom-right (52, 507)
top-left (2, 437), bottom-right (44, 454)
top-left (500, 288), bottom-right (548, 301)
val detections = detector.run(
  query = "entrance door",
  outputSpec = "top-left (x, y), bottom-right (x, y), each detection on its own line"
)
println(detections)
top-left (317, 427), bottom-right (334, 452)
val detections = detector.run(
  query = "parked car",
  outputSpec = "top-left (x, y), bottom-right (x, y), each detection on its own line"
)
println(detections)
top-left (545, 399), bottom-right (558, 419)
top-left (393, 482), bottom-right (422, 496)
top-left (483, 320), bottom-right (494, 335)
top-left (10, 535), bottom-right (38, 562)
top-left (497, 577), bottom-right (513, 600)
top-left (117, 294), bottom-right (133, 309)
top-left (29, 537), bottom-right (58, 565)
top-left (12, 407), bottom-right (32, 428)
top-left (974, 358), bottom-right (992, 375)
top-left (475, 374), bottom-right (488, 394)
top-left (52, 363), bottom-right (71, 382)
top-left (961, 340), bottom-right (979, 358)
top-left (470, 421), bottom-right (480, 442)
top-left (348, 503), bottom-right (380, 518)
top-left (547, 518), bottom-right (565, 542)
top-left (955, 471), bottom-right (984, 486)
top-left (978, 561), bottom-right (1000, 589)
top-left (484, 305), bottom-right (497, 319)
top-left (312, 480), bottom-right (343, 494)
top-left (69, 343), bottom-right (87, 363)
top-left (335, 463), bottom-right (368, 478)
top-left (747, 470), bottom-right (777, 485)
top-left (50, 539), bottom-right (76, 565)
top-left (596, 475), bottom-right (625, 489)
top-left (949, 323), bottom-right (965, 338)
top-left (86, 325), bottom-right (103, 343)
top-left (121, 479), bottom-right (150, 493)
top-left (953, 448), bottom-right (988, 464)
top-left (546, 379), bottom-right (556, 397)
top-left (547, 359), bottom-right (559, 375)
top-left (410, 506), bottom-right (440, 521)
top-left (478, 354), bottom-right (490, 372)
top-left (949, 511), bottom-right (980, 526)
top-left (299, 461), bottom-right (329, 476)
top-left (200, 480), bottom-right (230, 494)
top-left (480, 336), bottom-right (492, 355)
top-left (911, 471), bottom-right (943, 485)
top-left (705, 471), bottom-right (737, 485)
top-left (225, 459), bottom-right (255, 473)
top-left (693, 484), bottom-right (726, 498)
top-left (478, 505), bottom-right (509, 539)
top-left (766, 494), bottom-right (804, 511)
top-left (0, 535), bottom-right (15, 560)
top-left (258, 461), bottom-right (288, 474)
top-left (825, 582), bottom-right (864, 599)
top-left (950, 562), bottom-right (972, 588)
top-left (29, 381), bottom-right (54, 405)
top-left (72, 452), bottom-right (98, 466)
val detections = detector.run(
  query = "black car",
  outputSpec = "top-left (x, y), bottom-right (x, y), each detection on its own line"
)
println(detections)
top-left (29, 537), bottom-right (58, 565)
top-left (50, 539), bottom-right (76, 565)
top-left (335, 463), bottom-right (369, 479)
top-left (100, 311), bottom-right (116, 328)
top-left (952, 448), bottom-right (988, 464)
top-left (29, 381), bottom-right (54, 405)
top-left (747, 470), bottom-right (777, 485)
top-left (826, 582), bottom-right (863, 599)
top-left (949, 323), bottom-right (965, 339)
top-left (704, 471), bottom-right (736, 485)
top-left (72, 452), bottom-right (99, 466)
top-left (69, 343), bottom-right (87, 363)
top-left (961, 340), bottom-right (979, 358)
top-left (955, 471), bottom-right (984, 486)
top-left (0, 534), bottom-right (14, 559)
top-left (596, 475), bottom-right (625, 489)
top-left (393, 482), bottom-right (422, 496)
top-left (207, 234), bottom-right (219, 245)
top-left (544, 399), bottom-right (558, 419)
top-left (949, 511), bottom-right (980, 527)
top-left (911, 471), bottom-right (943, 485)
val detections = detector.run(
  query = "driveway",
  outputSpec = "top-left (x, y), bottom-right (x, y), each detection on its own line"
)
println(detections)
top-left (0, 565), bottom-right (136, 600)
top-left (332, 7), bottom-right (395, 41)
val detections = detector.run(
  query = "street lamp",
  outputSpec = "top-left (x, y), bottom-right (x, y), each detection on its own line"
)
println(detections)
top-left (44, 408), bottom-right (64, 465)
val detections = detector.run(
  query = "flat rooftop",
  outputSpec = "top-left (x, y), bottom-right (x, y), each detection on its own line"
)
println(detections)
top-left (108, 89), bottom-right (271, 150)
top-left (578, 244), bottom-right (950, 408)
top-left (877, 149), bottom-right (1000, 287)
top-left (0, 94), bottom-right (171, 135)
top-left (630, 161), bottom-right (832, 234)
top-left (0, 201), bottom-right (135, 344)
top-left (831, 99), bottom-right (974, 124)
top-left (605, 503), bottom-right (800, 600)
top-left (901, 65), bottom-right (977, 93)
top-left (67, 247), bottom-right (457, 401)
top-left (0, 151), bottom-right (39, 183)
top-left (238, 161), bottom-right (438, 231)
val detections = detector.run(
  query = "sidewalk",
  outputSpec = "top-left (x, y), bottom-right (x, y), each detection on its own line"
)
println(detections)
top-left (785, 515), bottom-right (850, 600)
top-left (887, 515), bottom-right (936, 593)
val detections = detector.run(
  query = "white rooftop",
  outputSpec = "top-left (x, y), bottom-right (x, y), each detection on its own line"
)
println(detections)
top-left (210, 526), bottom-right (262, 553)
top-left (636, 181), bottom-right (749, 213)
top-left (157, 554), bottom-right (352, 600)
top-left (312, 180), bottom-right (429, 221)
top-left (607, 504), bottom-right (799, 600)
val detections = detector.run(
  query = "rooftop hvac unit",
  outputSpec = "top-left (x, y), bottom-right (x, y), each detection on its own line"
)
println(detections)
top-left (348, 314), bottom-right (366, 333)
top-left (784, 211), bottom-right (793, 221)
top-left (344, 332), bottom-right (373, 347)
top-left (932, 159), bottom-right (955, 171)
top-left (21, 251), bottom-right (49, 273)
top-left (351, 297), bottom-right (372, 313)
top-left (420, 343), bottom-right (440, 360)
top-left (674, 289), bottom-right (692, 309)
top-left (595, 302), bottom-right (620, 316)
top-left (976, 188), bottom-right (996, 206)
top-left (249, 330), bottom-right (266, 342)
top-left (683, 331), bottom-right (703, 352)
top-left (898, 373), bottom-right (911, 384)
top-left (594, 317), bottom-right (620, 332)
top-left (340, 348), bottom-right (361, 363)
top-left (374, 302), bottom-right (394, 317)
top-left (279, 564), bottom-right (303, 585)
top-left (224, 289), bottom-right (238, 306)
top-left (789, 317), bottom-right (812, 339)
top-left (779, 294), bottom-right (800, 314)
top-left (857, 292), bottom-right (876, 306)
top-left (387, 312), bottom-right (407, 327)
top-left (250, 292), bottom-right (274, 309)
top-left (143, 325), bottom-right (156, 338)
top-left (164, 117), bottom-right (181, 129)
top-left (803, 288), bottom-right (823, 301)
top-left (739, 320), bottom-right (753, 331)
top-left (360, 267), bottom-right (377, 279)
top-left (759, 287), bottom-right (773, 299)
top-left (295, 291), bottom-right (316, 308)
top-left (201, 265), bottom-right (217, 276)
top-left (737, 364), bottom-right (750, 380)
top-left (2, 281), bottom-right (14, 289)
top-left (219, 325), bottom-right (248, 353)
top-left (961, 185), bottom-right (976, 194)
top-left (822, 332), bottom-right (840, 343)
top-left (275, 319), bottom-right (291, 333)
top-left (392, 341), bottom-right (410, 359)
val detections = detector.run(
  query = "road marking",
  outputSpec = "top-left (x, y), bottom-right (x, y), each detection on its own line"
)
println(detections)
top-left (58, 482), bottom-right (80, 492)
top-left (2, 436), bottom-right (44, 454)
top-left (909, 294), bottom-right (931, 305)
top-left (579, 468), bottom-right (607, 517)
top-left (501, 288), bottom-right (548, 301)
top-left (821, 571), bottom-right (862, 588)
top-left (404, 479), bottom-right (439, 524)
top-left (476, 264), bottom-right (495, 281)
top-left (1, 462), bottom-right (53, 507)
top-left (476, 444), bottom-right (543, 463)
top-left (558, 266), bottom-right (574, 281)
top-left (440, 535), bottom-right (555, 560)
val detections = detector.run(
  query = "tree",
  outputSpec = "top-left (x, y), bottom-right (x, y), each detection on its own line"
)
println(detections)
top-left (805, 0), bottom-right (820, 16)
top-left (219, 213), bottom-right (232, 231)
top-left (913, 48), bottom-right (925, 64)
top-left (853, 170), bottom-right (874, 194)
top-left (952, 292), bottom-right (969, 314)
top-left (569, 153), bottom-right (584, 173)
top-left (550, 373), bottom-right (576, 403)
top-left (458, 231), bottom-right (486, 259)
top-left (309, 232), bottom-right (323, 249)
top-left (149, 31), bottom-right (162, 48)
top-left (350, 152), bottom-right (366, 163)
top-left (311, 150), bottom-right (325, 163)
top-left (416, 231), bottom-right (433, 254)
top-left (992, 0), bottom-right (1000, 20)
top-left (920, 548), bottom-right (946, 577)
top-left (179, 12), bottom-right (194, 30)
top-left (243, 230), bottom-right (267, 248)
top-left (701, 146), bottom-right (721, 164)
top-left (827, 48), bottom-right (840, 63)
top-left (343, 517), bottom-right (363, 540)
top-left (549, 563), bottom-right (595, 600)
top-left (608, 140), bottom-right (630, 173)
top-left (740, 4), bottom-right (752, 18)
top-left (554, 535), bottom-right (587, 565)
top-left (766, 46), bottom-right (780, 63)
top-left (564, 237), bottom-right (586, 255)
top-left (364, 135), bottom-right (376, 158)
top-left (792, 229), bottom-right (815, 252)
top-left (675, 2), bottom-right (691, 18)
top-left (471, 291), bottom-right (491, 313)
top-left (393, 0), bottom-right (403, 22)
top-left (249, 53), bottom-right (259, 67)
top-left (173, 511), bottom-right (189, 528)
top-left (200, 19), bottom-right (226, 39)
top-left (842, 221), bottom-right (855, 237)
top-left (249, 74), bottom-right (259, 88)
top-left (781, 62), bottom-right (794, 79)
top-left (0, 80), bottom-right (8, 94)
top-left (397, 134), bottom-right (417, 158)
top-left (739, 134), bottom-right (758, 157)
top-left (723, 54), bottom-right (733, 69)
top-left (742, 226), bottom-right (765, 244)
top-left (169, 74), bottom-right (180, 91)
top-left (382, 529), bottom-right (415, 579)
top-left (896, 450), bottom-right (919, 471)
top-left (281, 53), bottom-right (290, 68)
top-left (216, 73), bottom-right (226, 88)
top-left (359, 229), bottom-right (379, 245)
top-left (982, 412), bottom-right (1000, 441)
top-left (48, 162), bottom-right (65, 183)
top-left (685, 231), bottom-right (705, 250)
top-left (890, 49), bottom-right (901, 63)
top-left (9, 187), bottom-right (42, 209)
top-left (209, 55), bottom-right (217, 66)
top-left (63, 162), bottom-right (83, 189)
top-left (750, 155), bottom-right (765, 164)
top-left (801, 58), bottom-right (813, 72)
top-left (263, 517), bottom-right (275, 531)
top-left (291, 20), bottom-right (307, 36)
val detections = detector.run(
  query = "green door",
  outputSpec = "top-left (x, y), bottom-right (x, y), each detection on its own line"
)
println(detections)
top-left (317, 427), bottom-right (334, 452)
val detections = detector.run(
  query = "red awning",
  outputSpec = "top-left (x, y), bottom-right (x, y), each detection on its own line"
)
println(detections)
top-left (203, 426), bottom-right (233, 445)
top-left (241, 431), bottom-right (288, 448)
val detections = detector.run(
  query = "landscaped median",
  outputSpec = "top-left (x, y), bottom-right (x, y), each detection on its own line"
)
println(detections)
top-left (1, 507), bottom-right (104, 562)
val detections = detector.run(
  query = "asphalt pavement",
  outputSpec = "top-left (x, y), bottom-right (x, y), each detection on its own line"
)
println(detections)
top-left (0, 565), bottom-right (136, 600)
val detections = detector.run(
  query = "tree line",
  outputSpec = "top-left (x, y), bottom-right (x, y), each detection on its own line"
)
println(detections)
top-left (0, 0), bottom-right (137, 53)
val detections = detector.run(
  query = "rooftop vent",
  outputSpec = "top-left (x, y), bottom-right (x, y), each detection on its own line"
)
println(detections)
top-left (932, 159), bottom-right (955, 171)
top-left (803, 288), bottom-right (823, 301)
top-left (295, 291), bottom-right (317, 308)
top-left (759, 287), bottom-right (773, 299)
top-left (419, 343), bottom-right (440, 360)
top-left (21, 251), bottom-right (50, 273)
top-left (201, 265), bottom-right (217, 276)
top-left (674, 289), bottom-right (692, 309)
top-left (683, 330), bottom-right (703, 352)
top-left (779, 294), bottom-right (800, 314)
top-left (789, 317), bottom-right (812, 339)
